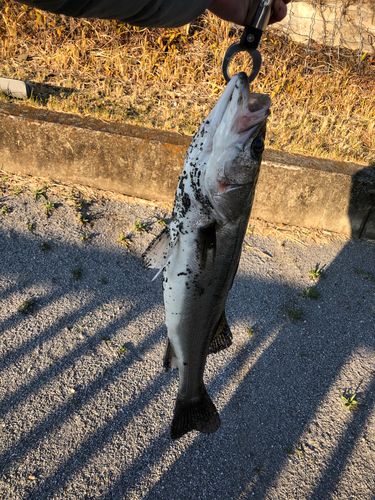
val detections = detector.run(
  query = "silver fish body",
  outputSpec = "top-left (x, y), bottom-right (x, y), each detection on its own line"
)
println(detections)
top-left (144, 72), bottom-right (271, 439)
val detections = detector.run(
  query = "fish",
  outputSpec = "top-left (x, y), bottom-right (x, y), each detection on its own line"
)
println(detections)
top-left (143, 72), bottom-right (271, 440)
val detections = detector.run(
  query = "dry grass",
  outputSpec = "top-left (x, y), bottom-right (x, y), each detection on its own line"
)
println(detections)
top-left (0, 0), bottom-right (374, 165)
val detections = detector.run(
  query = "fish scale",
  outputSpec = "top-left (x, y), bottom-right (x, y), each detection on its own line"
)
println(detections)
top-left (143, 72), bottom-right (271, 440)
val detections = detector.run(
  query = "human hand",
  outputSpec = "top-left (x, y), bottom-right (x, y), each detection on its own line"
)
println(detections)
top-left (208, 0), bottom-right (290, 26)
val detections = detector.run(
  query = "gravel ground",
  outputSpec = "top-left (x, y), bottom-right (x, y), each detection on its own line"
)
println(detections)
top-left (0, 174), bottom-right (375, 500)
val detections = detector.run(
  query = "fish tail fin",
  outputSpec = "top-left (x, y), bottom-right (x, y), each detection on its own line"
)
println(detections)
top-left (170, 389), bottom-right (220, 440)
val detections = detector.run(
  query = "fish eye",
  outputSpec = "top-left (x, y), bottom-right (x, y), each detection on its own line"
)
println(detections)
top-left (252, 136), bottom-right (264, 153)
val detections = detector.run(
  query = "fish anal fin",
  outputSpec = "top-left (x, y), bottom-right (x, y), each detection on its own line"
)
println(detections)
top-left (208, 311), bottom-right (233, 355)
top-left (170, 389), bottom-right (220, 440)
top-left (163, 338), bottom-right (178, 371)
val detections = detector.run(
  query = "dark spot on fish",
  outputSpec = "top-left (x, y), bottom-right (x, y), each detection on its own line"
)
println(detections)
top-left (177, 272), bottom-right (187, 276)
top-left (183, 362), bottom-right (188, 366)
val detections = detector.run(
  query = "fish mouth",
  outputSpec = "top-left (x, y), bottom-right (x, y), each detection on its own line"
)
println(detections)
top-left (216, 72), bottom-right (271, 139)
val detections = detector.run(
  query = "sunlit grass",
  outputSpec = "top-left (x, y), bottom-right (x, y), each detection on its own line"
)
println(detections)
top-left (0, 1), bottom-right (374, 164)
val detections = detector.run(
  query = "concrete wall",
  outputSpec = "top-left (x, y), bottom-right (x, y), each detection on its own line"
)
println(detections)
top-left (1, 102), bottom-right (374, 239)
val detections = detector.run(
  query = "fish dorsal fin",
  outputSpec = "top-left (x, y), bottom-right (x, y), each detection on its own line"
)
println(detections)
top-left (163, 338), bottom-right (178, 371)
top-left (208, 311), bottom-right (233, 355)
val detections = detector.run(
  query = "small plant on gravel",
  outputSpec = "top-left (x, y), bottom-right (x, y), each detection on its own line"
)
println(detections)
top-left (247, 225), bottom-right (255, 236)
top-left (309, 266), bottom-right (324, 281)
top-left (72, 268), bottom-right (82, 280)
top-left (253, 465), bottom-right (265, 476)
top-left (12, 186), bottom-right (22, 196)
top-left (132, 219), bottom-right (147, 233)
top-left (74, 199), bottom-right (91, 211)
top-left (26, 222), bottom-right (35, 231)
top-left (301, 287), bottom-right (321, 300)
top-left (42, 200), bottom-right (55, 216)
top-left (295, 444), bottom-right (305, 457)
top-left (286, 308), bottom-right (304, 321)
top-left (157, 218), bottom-right (167, 227)
top-left (1, 205), bottom-right (10, 215)
top-left (39, 241), bottom-right (51, 251)
top-left (284, 447), bottom-right (294, 456)
top-left (341, 392), bottom-right (359, 411)
top-left (355, 268), bottom-right (375, 284)
top-left (117, 233), bottom-right (131, 247)
top-left (32, 186), bottom-right (47, 200)
top-left (118, 344), bottom-right (128, 354)
top-left (81, 233), bottom-right (90, 243)
top-left (18, 298), bottom-right (38, 314)
top-left (77, 214), bottom-right (89, 225)
top-left (98, 278), bottom-right (108, 284)
top-left (247, 327), bottom-right (255, 336)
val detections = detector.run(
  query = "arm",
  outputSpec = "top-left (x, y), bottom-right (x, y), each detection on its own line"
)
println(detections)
top-left (208, 0), bottom-right (289, 26)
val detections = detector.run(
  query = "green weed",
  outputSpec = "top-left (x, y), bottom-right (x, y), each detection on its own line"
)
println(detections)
top-left (118, 344), bottom-right (128, 354)
top-left (18, 298), bottom-right (38, 314)
top-left (1, 205), bottom-right (10, 214)
top-left (42, 200), bottom-right (55, 216)
top-left (355, 268), bottom-right (375, 284)
top-left (132, 219), bottom-right (147, 233)
top-left (33, 186), bottom-right (47, 200)
top-left (77, 214), bottom-right (89, 225)
top-left (286, 309), bottom-right (304, 321)
top-left (39, 241), bottom-right (50, 251)
top-left (341, 392), bottom-right (359, 411)
top-left (295, 444), bottom-right (305, 457)
top-left (26, 222), bottom-right (35, 231)
top-left (301, 287), bottom-right (321, 300)
top-left (81, 233), bottom-right (90, 243)
top-left (309, 266), bottom-right (324, 281)
top-left (12, 186), bottom-right (22, 196)
top-left (72, 268), bottom-right (82, 280)
top-left (117, 233), bottom-right (131, 247)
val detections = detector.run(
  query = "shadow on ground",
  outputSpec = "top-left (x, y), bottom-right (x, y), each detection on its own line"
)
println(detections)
top-left (0, 168), bottom-right (374, 500)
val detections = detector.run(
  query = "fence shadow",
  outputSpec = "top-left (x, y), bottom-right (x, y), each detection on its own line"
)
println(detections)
top-left (0, 166), bottom-right (374, 499)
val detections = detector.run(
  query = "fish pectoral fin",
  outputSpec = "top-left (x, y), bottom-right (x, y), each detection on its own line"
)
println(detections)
top-left (208, 311), bottom-right (233, 355)
top-left (163, 339), bottom-right (178, 371)
top-left (171, 389), bottom-right (220, 440)
top-left (142, 226), bottom-right (172, 271)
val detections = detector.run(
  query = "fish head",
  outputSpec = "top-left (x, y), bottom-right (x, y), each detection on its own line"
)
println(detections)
top-left (202, 72), bottom-right (271, 222)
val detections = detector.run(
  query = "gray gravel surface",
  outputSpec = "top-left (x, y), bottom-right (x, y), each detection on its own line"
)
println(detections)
top-left (0, 178), bottom-right (375, 500)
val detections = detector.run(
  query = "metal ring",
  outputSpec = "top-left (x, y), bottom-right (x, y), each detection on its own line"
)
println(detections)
top-left (222, 44), bottom-right (262, 84)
